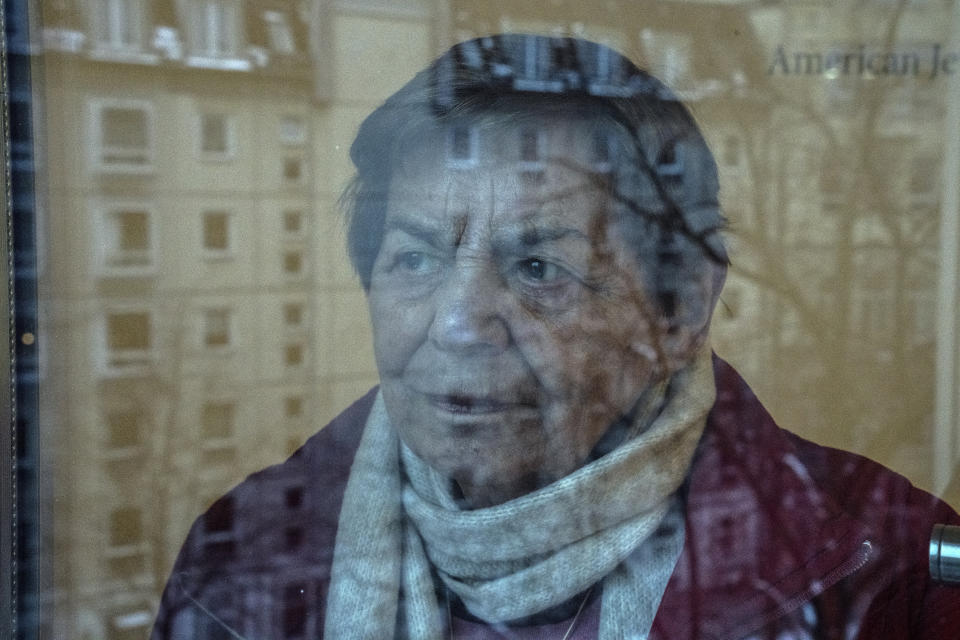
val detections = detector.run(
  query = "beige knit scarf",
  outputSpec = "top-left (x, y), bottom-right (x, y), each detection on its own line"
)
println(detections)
top-left (324, 347), bottom-right (715, 639)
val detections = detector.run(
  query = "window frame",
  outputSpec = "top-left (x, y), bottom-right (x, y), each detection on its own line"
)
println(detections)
top-left (99, 307), bottom-right (157, 375)
top-left (201, 307), bottom-right (234, 351)
top-left (89, 98), bottom-right (156, 174)
top-left (200, 209), bottom-right (234, 260)
top-left (446, 124), bottom-right (479, 169)
top-left (197, 111), bottom-right (236, 161)
top-left (186, 0), bottom-right (250, 70)
top-left (93, 200), bottom-right (157, 277)
top-left (104, 505), bottom-right (149, 583)
top-left (87, 0), bottom-right (158, 63)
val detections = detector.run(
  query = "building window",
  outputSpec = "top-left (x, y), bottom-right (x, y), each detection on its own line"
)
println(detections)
top-left (447, 125), bottom-right (477, 167)
top-left (283, 157), bottom-right (304, 184)
top-left (201, 402), bottom-right (234, 441)
top-left (202, 210), bottom-right (231, 256)
top-left (285, 486), bottom-right (303, 508)
top-left (199, 113), bottom-right (232, 158)
top-left (106, 409), bottom-right (143, 450)
top-left (202, 496), bottom-right (236, 560)
top-left (283, 251), bottom-right (303, 275)
top-left (591, 130), bottom-right (613, 172)
top-left (519, 127), bottom-right (540, 163)
top-left (107, 507), bottom-right (146, 580)
top-left (107, 506), bottom-right (146, 580)
top-left (201, 401), bottom-right (236, 464)
top-left (284, 526), bottom-right (304, 552)
top-left (91, 0), bottom-right (145, 53)
top-left (284, 396), bottom-right (303, 418)
top-left (283, 210), bottom-right (304, 234)
top-left (279, 116), bottom-right (306, 145)
top-left (285, 344), bottom-right (304, 367)
top-left (656, 141), bottom-right (684, 179)
top-left (281, 583), bottom-right (308, 638)
top-left (100, 206), bottom-right (153, 273)
top-left (110, 506), bottom-right (144, 547)
top-left (283, 303), bottom-right (303, 326)
top-left (203, 308), bottom-right (231, 348)
top-left (92, 100), bottom-right (154, 172)
top-left (105, 311), bottom-right (153, 370)
top-left (190, 0), bottom-right (242, 60)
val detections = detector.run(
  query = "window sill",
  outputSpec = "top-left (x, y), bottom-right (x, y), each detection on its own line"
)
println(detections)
top-left (185, 56), bottom-right (251, 72)
top-left (88, 48), bottom-right (160, 65)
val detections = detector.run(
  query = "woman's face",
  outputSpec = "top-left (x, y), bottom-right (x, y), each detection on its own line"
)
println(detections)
top-left (367, 116), bottom-right (669, 508)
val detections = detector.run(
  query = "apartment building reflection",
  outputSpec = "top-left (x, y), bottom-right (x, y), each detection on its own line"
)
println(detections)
top-left (38, 0), bottom-right (445, 637)
top-left (33, 0), bottom-right (957, 638)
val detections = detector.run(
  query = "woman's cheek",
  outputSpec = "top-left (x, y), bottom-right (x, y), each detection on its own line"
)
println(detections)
top-left (370, 293), bottom-right (429, 377)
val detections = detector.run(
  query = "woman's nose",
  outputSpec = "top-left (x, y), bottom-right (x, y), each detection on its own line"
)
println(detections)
top-left (428, 260), bottom-right (510, 354)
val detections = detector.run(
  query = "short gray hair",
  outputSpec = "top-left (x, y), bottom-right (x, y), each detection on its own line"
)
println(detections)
top-left (343, 34), bottom-right (727, 328)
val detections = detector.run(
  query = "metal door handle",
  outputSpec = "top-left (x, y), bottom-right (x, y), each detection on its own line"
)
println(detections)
top-left (930, 524), bottom-right (960, 585)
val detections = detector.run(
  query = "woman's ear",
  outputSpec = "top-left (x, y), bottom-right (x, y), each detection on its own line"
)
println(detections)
top-left (657, 257), bottom-right (726, 375)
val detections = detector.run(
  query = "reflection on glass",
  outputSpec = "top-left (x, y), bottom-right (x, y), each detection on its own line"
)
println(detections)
top-left (20, 1), bottom-right (960, 638)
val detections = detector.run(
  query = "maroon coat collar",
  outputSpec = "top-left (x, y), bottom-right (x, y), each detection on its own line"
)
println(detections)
top-left (154, 355), bottom-right (958, 640)
top-left (651, 356), bottom-right (877, 640)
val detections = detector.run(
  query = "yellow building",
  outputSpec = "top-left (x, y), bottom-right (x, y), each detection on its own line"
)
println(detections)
top-left (37, 0), bottom-right (447, 636)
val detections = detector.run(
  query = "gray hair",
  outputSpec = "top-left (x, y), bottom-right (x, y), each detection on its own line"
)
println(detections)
top-left (343, 34), bottom-right (727, 329)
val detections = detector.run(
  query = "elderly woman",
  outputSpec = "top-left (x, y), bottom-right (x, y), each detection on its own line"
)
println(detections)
top-left (153, 35), bottom-right (960, 640)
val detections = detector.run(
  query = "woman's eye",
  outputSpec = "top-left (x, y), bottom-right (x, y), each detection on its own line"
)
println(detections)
top-left (518, 258), bottom-right (562, 282)
top-left (396, 251), bottom-right (436, 274)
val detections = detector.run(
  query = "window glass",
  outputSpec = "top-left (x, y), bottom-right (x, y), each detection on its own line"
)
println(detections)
top-left (106, 410), bottom-right (142, 449)
top-left (201, 402), bottom-right (234, 440)
top-left (102, 207), bottom-right (152, 271)
top-left (92, 0), bottom-right (143, 51)
top-left (16, 2), bottom-right (960, 639)
top-left (203, 308), bottom-right (231, 347)
top-left (106, 312), bottom-right (151, 352)
top-left (191, 0), bottom-right (241, 60)
top-left (200, 113), bottom-right (230, 156)
top-left (95, 102), bottom-right (152, 169)
top-left (202, 210), bottom-right (231, 253)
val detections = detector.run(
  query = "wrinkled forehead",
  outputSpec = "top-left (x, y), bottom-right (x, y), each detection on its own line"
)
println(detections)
top-left (387, 113), bottom-right (662, 216)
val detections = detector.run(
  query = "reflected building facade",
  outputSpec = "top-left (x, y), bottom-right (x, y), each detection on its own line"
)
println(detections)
top-left (31, 0), bottom-right (960, 638)
top-left (38, 0), bottom-right (446, 637)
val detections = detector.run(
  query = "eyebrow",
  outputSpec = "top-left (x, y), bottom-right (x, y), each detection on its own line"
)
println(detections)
top-left (516, 225), bottom-right (590, 247)
top-left (382, 216), bottom-right (449, 249)
top-left (384, 214), bottom-right (593, 252)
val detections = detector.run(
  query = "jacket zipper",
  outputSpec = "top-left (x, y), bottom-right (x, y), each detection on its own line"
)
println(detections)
top-left (731, 539), bottom-right (873, 640)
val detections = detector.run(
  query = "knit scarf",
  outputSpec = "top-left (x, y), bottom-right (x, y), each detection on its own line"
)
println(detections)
top-left (324, 347), bottom-right (715, 639)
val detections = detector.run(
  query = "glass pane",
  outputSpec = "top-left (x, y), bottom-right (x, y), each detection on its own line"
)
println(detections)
top-left (12, 1), bottom-right (960, 639)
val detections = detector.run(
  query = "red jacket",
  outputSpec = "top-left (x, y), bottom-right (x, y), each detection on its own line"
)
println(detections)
top-left (152, 357), bottom-right (960, 639)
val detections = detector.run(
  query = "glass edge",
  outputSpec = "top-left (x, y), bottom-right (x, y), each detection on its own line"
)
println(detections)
top-left (1, 0), bottom-right (16, 630)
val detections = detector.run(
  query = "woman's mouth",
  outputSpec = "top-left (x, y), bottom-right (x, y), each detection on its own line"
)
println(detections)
top-left (425, 392), bottom-right (539, 416)
top-left (428, 394), bottom-right (509, 414)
